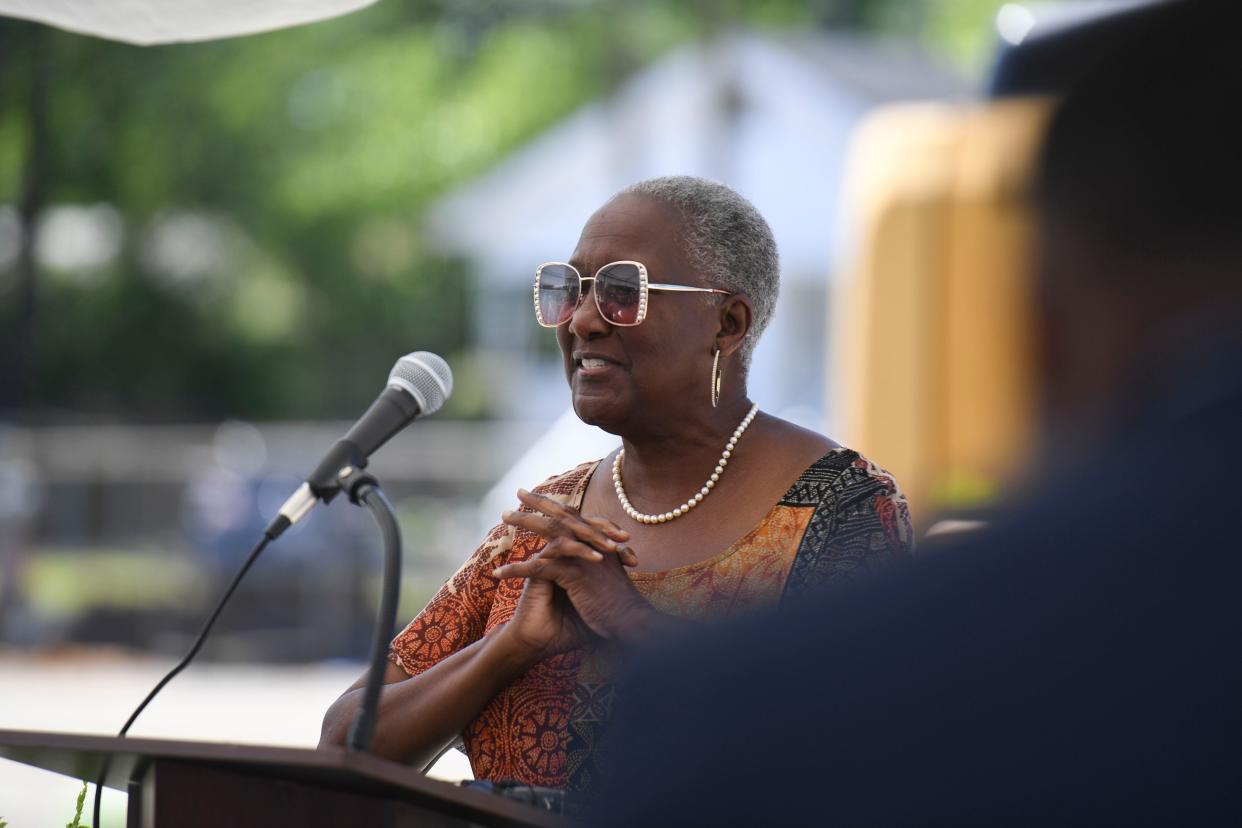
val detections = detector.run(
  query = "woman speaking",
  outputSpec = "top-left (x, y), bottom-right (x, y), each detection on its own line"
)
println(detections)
top-left (320, 176), bottom-right (912, 790)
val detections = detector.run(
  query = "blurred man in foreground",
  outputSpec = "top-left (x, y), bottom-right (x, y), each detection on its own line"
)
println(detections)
top-left (594, 1), bottom-right (1242, 824)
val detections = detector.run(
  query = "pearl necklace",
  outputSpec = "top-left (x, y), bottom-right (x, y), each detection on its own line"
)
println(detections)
top-left (612, 403), bottom-right (760, 525)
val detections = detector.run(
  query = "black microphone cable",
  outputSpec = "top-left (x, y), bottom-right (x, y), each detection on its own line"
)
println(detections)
top-left (91, 527), bottom-right (275, 828)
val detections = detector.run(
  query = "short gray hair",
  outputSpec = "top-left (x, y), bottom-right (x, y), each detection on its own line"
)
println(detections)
top-left (619, 176), bottom-right (778, 372)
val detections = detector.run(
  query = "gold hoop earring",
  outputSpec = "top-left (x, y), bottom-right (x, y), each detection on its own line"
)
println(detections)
top-left (711, 347), bottom-right (722, 408)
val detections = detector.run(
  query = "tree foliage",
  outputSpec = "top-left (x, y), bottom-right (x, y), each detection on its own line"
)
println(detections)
top-left (0, 0), bottom-right (993, 421)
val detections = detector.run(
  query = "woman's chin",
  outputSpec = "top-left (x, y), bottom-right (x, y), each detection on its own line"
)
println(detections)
top-left (571, 391), bottom-right (628, 434)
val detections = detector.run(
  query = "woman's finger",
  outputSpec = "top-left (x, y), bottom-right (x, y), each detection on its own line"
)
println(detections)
top-left (502, 510), bottom-right (616, 554)
top-left (492, 556), bottom-right (571, 582)
top-left (540, 536), bottom-right (604, 563)
top-left (502, 509), bottom-right (638, 567)
top-left (583, 515), bottom-right (634, 547)
top-left (501, 509), bottom-right (570, 539)
top-left (499, 511), bottom-right (640, 571)
top-left (506, 492), bottom-right (625, 552)
top-left (493, 537), bottom-right (603, 577)
top-left (517, 489), bottom-right (630, 543)
top-left (581, 515), bottom-right (639, 566)
top-left (502, 491), bottom-right (636, 566)
top-left (490, 561), bottom-right (528, 580)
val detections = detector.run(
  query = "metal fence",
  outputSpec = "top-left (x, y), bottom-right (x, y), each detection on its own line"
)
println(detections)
top-left (0, 419), bottom-right (543, 660)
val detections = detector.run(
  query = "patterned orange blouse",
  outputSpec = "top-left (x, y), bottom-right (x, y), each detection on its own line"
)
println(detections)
top-left (390, 449), bottom-right (913, 790)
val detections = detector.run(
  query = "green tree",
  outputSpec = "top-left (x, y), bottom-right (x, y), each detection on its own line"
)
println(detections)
top-left (0, 0), bottom-right (992, 422)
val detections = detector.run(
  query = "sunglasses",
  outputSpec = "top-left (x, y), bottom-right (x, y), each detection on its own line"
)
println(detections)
top-left (534, 261), bottom-right (730, 327)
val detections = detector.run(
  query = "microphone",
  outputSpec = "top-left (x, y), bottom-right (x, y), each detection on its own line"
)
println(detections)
top-left (266, 351), bottom-right (453, 539)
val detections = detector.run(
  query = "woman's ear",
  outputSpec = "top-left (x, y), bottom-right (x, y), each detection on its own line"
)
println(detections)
top-left (715, 294), bottom-right (753, 358)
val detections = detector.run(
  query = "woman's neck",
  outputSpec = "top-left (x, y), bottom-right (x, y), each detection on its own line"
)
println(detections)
top-left (616, 395), bottom-right (756, 500)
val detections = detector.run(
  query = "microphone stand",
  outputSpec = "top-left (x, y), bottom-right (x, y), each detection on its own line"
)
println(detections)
top-left (337, 465), bottom-right (402, 753)
top-left (90, 447), bottom-right (412, 827)
top-left (91, 462), bottom-right (405, 826)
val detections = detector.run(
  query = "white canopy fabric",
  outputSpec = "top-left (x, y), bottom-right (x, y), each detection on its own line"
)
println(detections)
top-left (0, 0), bottom-right (379, 45)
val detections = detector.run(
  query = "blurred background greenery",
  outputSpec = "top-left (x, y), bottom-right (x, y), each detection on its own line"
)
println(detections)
top-left (0, 0), bottom-right (999, 423)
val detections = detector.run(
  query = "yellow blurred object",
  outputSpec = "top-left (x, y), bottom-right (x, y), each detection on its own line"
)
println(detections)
top-left (834, 99), bottom-right (1053, 527)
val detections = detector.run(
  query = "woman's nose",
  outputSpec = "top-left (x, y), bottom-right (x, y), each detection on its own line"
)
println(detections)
top-left (567, 281), bottom-right (610, 338)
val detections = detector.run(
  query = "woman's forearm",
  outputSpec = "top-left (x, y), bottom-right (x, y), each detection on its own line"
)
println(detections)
top-left (319, 627), bottom-right (540, 768)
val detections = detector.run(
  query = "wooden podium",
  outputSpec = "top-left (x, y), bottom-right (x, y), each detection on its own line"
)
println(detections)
top-left (0, 729), bottom-right (565, 827)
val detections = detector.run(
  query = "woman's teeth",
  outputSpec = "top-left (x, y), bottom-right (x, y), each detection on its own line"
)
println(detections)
top-left (581, 358), bottom-right (608, 369)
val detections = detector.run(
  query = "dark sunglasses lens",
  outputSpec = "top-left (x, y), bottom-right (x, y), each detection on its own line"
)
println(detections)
top-left (537, 264), bottom-right (580, 326)
top-left (595, 263), bottom-right (643, 325)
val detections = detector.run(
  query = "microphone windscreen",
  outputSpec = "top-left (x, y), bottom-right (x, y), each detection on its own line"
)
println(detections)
top-left (388, 351), bottom-right (453, 416)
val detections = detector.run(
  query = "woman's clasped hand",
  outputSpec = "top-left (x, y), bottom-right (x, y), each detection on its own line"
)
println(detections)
top-left (493, 488), bottom-right (655, 657)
